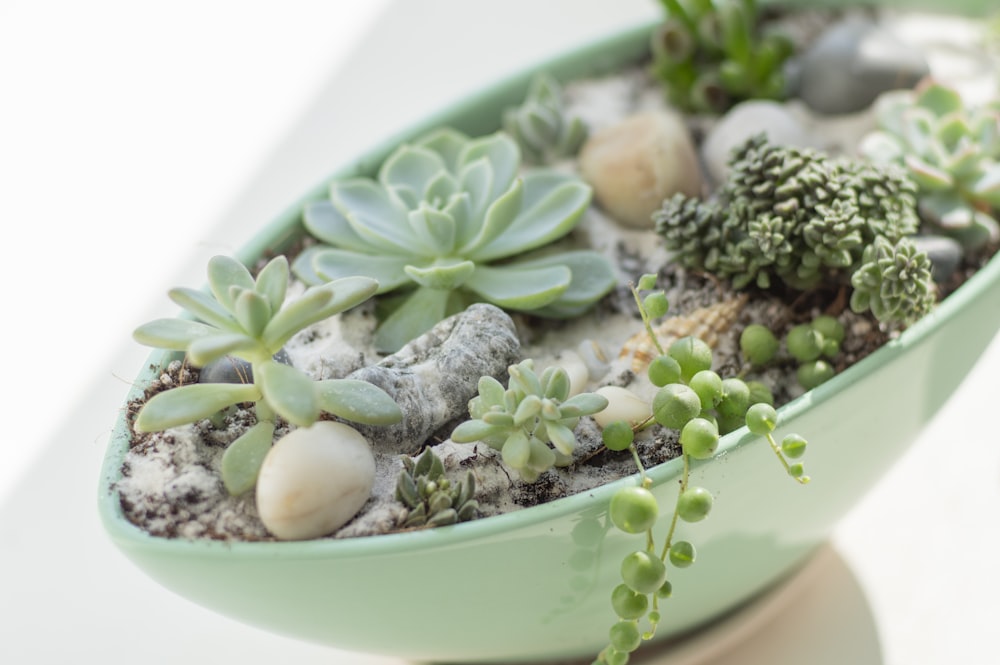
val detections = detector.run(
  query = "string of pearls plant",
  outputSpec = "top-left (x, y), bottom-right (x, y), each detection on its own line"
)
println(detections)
top-left (592, 274), bottom-right (810, 665)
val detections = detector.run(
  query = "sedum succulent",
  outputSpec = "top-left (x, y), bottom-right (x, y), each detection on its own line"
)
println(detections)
top-left (650, 0), bottom-right (793, 113)
top-left (502, 74), bottom-right (588, 165)
top-left (395, 448), bottom-right (479, 528)
top-left (132, 255), bottom-right (402, 495)
top-left (655, 135), bottom-right (935, 325)
top-left (850, 236), bottom-right (936, 325)
top-left (450, 359), bottom-right (609, 482)
top-left (860, 79), bottom-right (1000, 250)
top-left (293, 128), bottom-right (616, 353)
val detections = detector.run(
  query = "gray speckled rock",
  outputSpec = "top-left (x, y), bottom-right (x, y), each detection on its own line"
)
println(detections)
top-left (346, 303), bottom-right (520, 454)
top-left (795, 17), bottom-right (929, 115)
top-left (701, 100), bottom-right (813, 185)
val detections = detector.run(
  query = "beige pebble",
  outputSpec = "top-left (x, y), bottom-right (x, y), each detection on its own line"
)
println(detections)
top-left (256, 421), bottom-right (376, 541)
top-left (579, 110), bottom-right (703, 229)
top-left (592, 386), bottom-right (651, 428)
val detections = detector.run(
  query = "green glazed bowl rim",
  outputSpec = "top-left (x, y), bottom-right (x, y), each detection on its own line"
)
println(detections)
top-left (99, 4), bottom-right (1000, 560)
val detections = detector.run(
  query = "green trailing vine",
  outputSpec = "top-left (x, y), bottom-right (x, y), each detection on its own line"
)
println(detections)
top-left (739, 314), bottom-right (846, 390)
top-left (592, 275), bottom-right (810, 665)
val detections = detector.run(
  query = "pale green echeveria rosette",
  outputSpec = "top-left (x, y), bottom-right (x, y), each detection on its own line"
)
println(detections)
top-left (859, 79), bottom-right (1000, 250)
top-left (293, 128), bottom-right (616, 353)
top-left (132, 255), bottom-right (402, 495)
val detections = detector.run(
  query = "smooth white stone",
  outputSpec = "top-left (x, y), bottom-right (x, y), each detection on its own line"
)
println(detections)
top-left (592, 386), bottom-right (651, 428)
top-left (256, 421), bottom-right (376, 541)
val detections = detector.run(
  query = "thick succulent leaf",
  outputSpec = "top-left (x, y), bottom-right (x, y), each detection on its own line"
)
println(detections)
top-left (290, 245), bottom-right (327, 286)
top-left (971, 163), bottom-right (1000, 207)
top-left (423, 171), bottom-right (460, 208)
top-left (942, 142), bottom-right (983, 181)
top-left (442, 192), bottom-right (473, 247)
top-left (262, 276), bottom-right (377, 349)
top-left (464, 263), bottom-right (570, 310)
top-left (904, 154), bottom-right (954, 191)
top-left (510, 250), bottom-right (617, 311)
top-left (134, 382), bottom-right (260, 432)
top-left (233, 290), bottom-right (272, 338)
top-left (501, 430), bottom-right (531, 469)
top-left (918, 190), bottom-right (974, 229)
top-left (559, 392), bottom-right (610, 417)
top-left (133, 318), bottom-right (217, 351)
top-left (459, 178), bottom-right (524, 257)
top-left (188, 332), bottom-right (259, 367)
top-left (450, 418), bottom-right (506, 443)
top-left (415, 128), bottom-right (469, 174)
top-left (207, 255), bottom-right (255, 311)
top-left (935, 113), bottom-right (971, 150)
top-left (374, 287), bottom-right (452, 353)
top-left (468, 174), bottom-right (591, 261)
top-left (302, 200), bottom-right (372, 251)
top-left (379, 143), bottom-right (448, 201)
top-left (459, 132), bottom-right (521, 202)
top-left (314, 379), bottom-right (403, 425)
top-left (257, 360), bottom-right (320, 427)
top-left (168, 287), bottom-right (240, 332)
top-left (332, 179), bottom-right (417, 252)
top-left (872, 90), bottom-right (912, 137)
top-left (900, 108), bottom-right (937, 157)
top-left (404, 259), bottom-right (475, 290)
top-left (457, 158), bottom-right (495, 237)
top-left (312, 247), bottom-right (412, 293)
top-left (408, 205), bottom-right (457, 255)
top-left (545, 422), bottom-right (577, 456)
top-left (915, 81), bottom-right (963, 117)
top-left (253, 255), bottom-right (289, 312)
top-left (220, 420), bottom-right (274, 496)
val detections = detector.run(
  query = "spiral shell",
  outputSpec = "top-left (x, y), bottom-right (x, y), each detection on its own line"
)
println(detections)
top-left (619, 295), bottom-right (748, 373)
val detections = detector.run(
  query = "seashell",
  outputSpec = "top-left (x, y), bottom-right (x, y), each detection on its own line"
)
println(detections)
top-left (547, 349), bottom-right (590, 397)
top-left (576, 339), bottom-right (611, 380)
top-left (619, 295), bottom-right (748, 373)
top-left (592, 386), bottom-right (652, 428)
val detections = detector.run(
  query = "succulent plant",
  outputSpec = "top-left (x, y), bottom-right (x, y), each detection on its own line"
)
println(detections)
top-left (850, 236), bottom-right (937, 325)
top-left (450, 359), bottom-right (609, 482)
top-left (395, 448), bottom-right (478, 528)
top-left (860, 79), bottom-right (1000, 249)
top-left (132, 255), bottom-right (402, 495)
top-left (650, 0), bottom-right (793, 113)
top-left (654, 136), bottom-right (935, 326)
top-left (293, 128), bottom-right (616, 353)
top-left (502, 74), bottom-right (588, 164)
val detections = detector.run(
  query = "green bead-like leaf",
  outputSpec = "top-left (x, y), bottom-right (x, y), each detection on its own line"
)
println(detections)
top-left (134, 382), bottom-right (260, 432)
top-left (221, 420), bottom-right (275, 496)
top-left (314, 379), bottom-right (402, 425)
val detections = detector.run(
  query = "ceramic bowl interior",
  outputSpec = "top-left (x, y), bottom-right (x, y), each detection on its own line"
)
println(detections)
top-left (99, 8), bottom-right (1000, 664)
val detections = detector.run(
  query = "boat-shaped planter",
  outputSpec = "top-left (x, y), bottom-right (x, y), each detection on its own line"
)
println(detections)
top-left (99, 1), bottom-right (1000, 662)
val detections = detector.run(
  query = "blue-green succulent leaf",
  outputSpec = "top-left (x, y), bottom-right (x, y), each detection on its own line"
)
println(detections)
top-left (134, 382), bottom-right (260, 432)
top-left (459, 132), bottom-right (520, 202)
top-left (221, 420), bottom-right (275, 496)
top-left (404, 259), bottom-right (475, 290)
top-left (253, 255), bottom-right (289, 312)
top-left (416, 128), bottom-right (468, 174)
top-left (257, 360), bottom-right (320, 427)
top-left (972, 163), bottom-right (1000, 207)
top-left (450, 419), bottom-right (506, 443)
top-left (168, 287), bottom-right (241, 332)
top-left (133, 318), bottom-right (217, 351)
top-left (904, 155), bottom-right (953, 190)
top-left (374, 287), bottom-right (453, 353)
top-left (207, 255), bottom-right (255, 311)
top-left (188, 332), bottom-right (259, 367)
top-left (458, 178), bottom-right (524, 257)
top-left (458, 157), bottom-right (495, 232)
top-left (289, 245), bottom-right (327, 286)
top-left (234, 290), bottom-right (272, 338)
top-left (312, 247), bottom-right (412, 293)
top-left (512, 250), bottom-right (617, 311)
top-left (916, 80), bottom-right (964, 116)
top-left (262, 276), bottom-right (377, 350)
top-left (465, 263), bottom-right (570, 310)
top-left (314, 379), bottom-right (403, 425)
top-left (332, 179), bottom-right (416, 252)
top-left (302, 200), bottom-right (372, 251)
top-left (408, 205), bottom-right (457, 255)
top-left (379, 143), bottom-right (448, 202)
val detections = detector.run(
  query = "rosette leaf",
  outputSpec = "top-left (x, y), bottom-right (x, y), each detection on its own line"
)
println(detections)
top-left (502, 74), bottom-right (588, 164)
top-left (294, 128), bottom-right (616, 352)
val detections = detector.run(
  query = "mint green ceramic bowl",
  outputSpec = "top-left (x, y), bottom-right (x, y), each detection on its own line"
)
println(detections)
top-left (99, 4), bottom-right (999, 663)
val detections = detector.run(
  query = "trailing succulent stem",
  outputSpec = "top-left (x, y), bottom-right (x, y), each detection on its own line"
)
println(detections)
top-left (650, 0), bottom-right (793, 113)
top-left (132, 255), bottom-right (402, 495)
top-left (655, 135), bottom-right (936, 326)
top-left (451, 359), bottom-right (609, 482)
top-left (860, 79), bottom-right (1000, 250)
top-left (502, 74), bottom-right (588, 165)
top-left (593, 277), bottom-right (810, 664)
top-left (293, 127), bottom-right (616, 353)
top-left (395, 448), bottom-right (479, 528)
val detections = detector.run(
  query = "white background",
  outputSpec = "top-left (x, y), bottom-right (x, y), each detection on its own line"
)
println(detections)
top-left (1, 1), bottom-right (998, 664)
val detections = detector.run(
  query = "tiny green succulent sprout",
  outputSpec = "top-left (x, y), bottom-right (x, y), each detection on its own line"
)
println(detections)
top-left (132, 255), bottom-right (402, 495)
top-left (860, 79), bottom-right (1000, 250)
top-left (293, 127), bottom-right (616, 353)
top-left (450, 359), bottom-right (609, 482)
top-left (395, 448), bottom-right (479, 528)
top-left (502, 73), bottom-right (588, 165)
top-left (850, 236), bottom-right (937, 326)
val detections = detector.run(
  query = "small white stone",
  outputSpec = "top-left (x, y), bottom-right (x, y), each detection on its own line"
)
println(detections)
top-left (579, 110), bottom-right (703, 229)
top-left (256, 421), bottom-right (376, 541)
top-left (592, 386), bottom-right (651, 428)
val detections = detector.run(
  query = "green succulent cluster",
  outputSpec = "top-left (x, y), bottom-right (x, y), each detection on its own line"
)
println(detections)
top-left (740, 315), bottom-right (845, 390)
top-left (293, 128), bottom-right (616, 353)
top-left (593, 276), bottom-right (809, 665)
top-left (395, 448), bottom-right (479, 528)
top-left (450, 359), bottom-right (609, 482)
top-left (655, 135), bottom-right (936, 325)
top-left (502, 74), bottom-right (588, 165)
top-left (850, 237), bottom-right (937, 326)
top-left (132, 255), bottom-right (402, 495)
top-left (650, 0), bottom-right (793, 113)
top-left (860, 79), bottom-right (1000, 249)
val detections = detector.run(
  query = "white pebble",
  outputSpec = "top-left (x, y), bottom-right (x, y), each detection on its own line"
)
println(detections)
top-left (256, 421), bottom-right (376, 541)
top-left (592, 386), bottom-right (651, 428)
